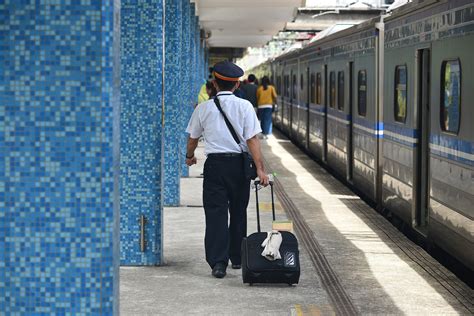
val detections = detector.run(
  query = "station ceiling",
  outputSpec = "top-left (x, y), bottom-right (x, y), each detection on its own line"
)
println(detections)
top-left (192, 0), bottom-right (305, 48)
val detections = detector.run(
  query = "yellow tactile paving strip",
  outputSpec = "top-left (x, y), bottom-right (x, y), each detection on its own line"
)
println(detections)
top-left (258, 201), bottom-right (284, 213)
top-left (291, 304), bottom-right (336, 316)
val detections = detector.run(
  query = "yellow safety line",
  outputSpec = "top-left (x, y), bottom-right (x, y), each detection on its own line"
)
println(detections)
top-left (294, 304), bottom-right (303, 316)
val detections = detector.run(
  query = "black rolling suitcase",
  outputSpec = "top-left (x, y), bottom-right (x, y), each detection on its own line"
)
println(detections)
top-left (241, 180), bottom-right (300, 285)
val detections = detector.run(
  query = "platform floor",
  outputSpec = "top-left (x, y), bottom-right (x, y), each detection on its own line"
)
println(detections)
top-left (120, 131), bottom-right (473, 315)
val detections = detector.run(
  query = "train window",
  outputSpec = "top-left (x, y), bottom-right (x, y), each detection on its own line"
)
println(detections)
top-left (337, 71), bottom-right (344, 110)
top-left (358, 70), bottom-right (367, 116)
top-left (394, 65), bottom-right (407, 123)
top-left (440, 59), bottom-right (461, 134)
top-left (292, 74), bottom-right (297, 99)
top-left (329, 71), bottom-right (336, 108)
top-left (300, 74), bottom-right (304, 90)
top-left (316, 73), bottom-right (322, 104)
top-left (310, 73), bottom-right (316, 103)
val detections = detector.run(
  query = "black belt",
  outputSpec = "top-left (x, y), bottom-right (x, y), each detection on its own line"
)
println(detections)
top-left (208, 153), bottom-right (242, 158)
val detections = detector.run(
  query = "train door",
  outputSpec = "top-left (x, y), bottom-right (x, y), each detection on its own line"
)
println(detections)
top-left (280, 68), bottom-right (284, 126)
top-left (283, 70), bottom-right (289, 134)
top-left (323, 64), bottom-right (328, 162)
top-left (347, 62), bottom-right (354, 182)
top-left (288, 69), bottom-right (295, 138)
top-left (306, 67), bottom-right (311, 148)
top-left (283, 71), bottom-right (288, 132)
top-left (415, 48), bottom-right (431, 229)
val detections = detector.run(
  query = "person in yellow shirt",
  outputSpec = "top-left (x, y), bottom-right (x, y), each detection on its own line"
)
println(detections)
top-left (197, 81), bottom-right (208, 104)
top-left (256, 76), bottom-right (277, 139)
top-left (197, 67), bottom-right (216, 106)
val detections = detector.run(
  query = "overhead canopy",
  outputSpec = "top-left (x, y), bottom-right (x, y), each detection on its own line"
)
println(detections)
top-left (193, 0), bottom-right (304, 48)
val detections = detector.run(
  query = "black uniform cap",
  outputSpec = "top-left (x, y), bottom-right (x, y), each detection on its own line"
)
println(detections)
top-left (213, 61), bottom-right (244, 81)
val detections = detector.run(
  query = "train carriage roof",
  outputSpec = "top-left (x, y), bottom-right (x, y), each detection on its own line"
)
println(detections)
top-left (383, 0), bottom-right (442, 23)
top-left (303, 16), bottom-right (379, 51)
top-left (271, 16), bottom-right (380, 63)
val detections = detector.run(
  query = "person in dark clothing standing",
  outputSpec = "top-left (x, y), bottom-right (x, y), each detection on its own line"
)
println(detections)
top-left (205, 80), bottom-right (217, 99)
top-left (233, 82), bottom-right (247, 99)
top-left (185, 61), bottom-right (270, 279)
top-left (241, 74), bottom-right (258, 108)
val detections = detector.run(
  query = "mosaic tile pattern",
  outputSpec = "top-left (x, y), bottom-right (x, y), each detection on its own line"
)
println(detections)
top-left (181, 3), bottom-right (204, 179)
top-left (163, 0), bottom-right (183, 206)
top-left (111, 0), bottom-right (121, 309)
top-left (120, 0), bottom-right (205, 264)
top-left (178, 0), bottom-right (207, 180)
top-left (120, 0), bottom-right (164, 266)
top-left (0, 1), bottom-right (119, 313)
top-left (180, 0), bottom-right (192, 178)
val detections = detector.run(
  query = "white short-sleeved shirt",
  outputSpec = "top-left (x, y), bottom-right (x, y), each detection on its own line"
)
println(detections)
top-left (186, 91), bottom-right (262, 155)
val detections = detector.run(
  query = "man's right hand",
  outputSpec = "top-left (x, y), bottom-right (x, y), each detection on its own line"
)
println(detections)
top-left (257, 169), bottom-right (269, 186)
top-left (186, 157), bottom-right (197, 166)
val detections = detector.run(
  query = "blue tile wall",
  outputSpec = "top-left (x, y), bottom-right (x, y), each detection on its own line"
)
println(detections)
top-left (0, 1), bottom-right (120, 313)
top-left (163, 0), bottom-right (182, 206)
top-left (120, 0), bottom-right (164, 266)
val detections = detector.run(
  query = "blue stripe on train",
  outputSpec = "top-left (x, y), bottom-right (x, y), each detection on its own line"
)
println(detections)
top-left (430, 134), bottom-right (473, 166)
top-left (384, 122), bottom-right (418, 138)
top-left (353, 117), bottom-right (383, 138)
top-left (307, 113), bottom-right (472, 166)
top-left (327, 107), bottom-right (350, 121)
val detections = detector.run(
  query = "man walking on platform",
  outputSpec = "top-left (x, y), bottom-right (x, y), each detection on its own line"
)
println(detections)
top-left (185, 61), bottom-right (270, 279)
top-left (241, 74), bottom-right (258, 109)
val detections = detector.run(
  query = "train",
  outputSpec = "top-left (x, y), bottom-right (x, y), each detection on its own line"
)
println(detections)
top-left (249, 0), bottom-right (473, 271)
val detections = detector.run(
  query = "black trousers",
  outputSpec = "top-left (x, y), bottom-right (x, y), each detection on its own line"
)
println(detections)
top-left (203, 155), bottom-right (250, 268)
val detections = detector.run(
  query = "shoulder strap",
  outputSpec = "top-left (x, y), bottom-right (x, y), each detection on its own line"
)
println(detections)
top-left (214, 97), bottom-right (241, 146)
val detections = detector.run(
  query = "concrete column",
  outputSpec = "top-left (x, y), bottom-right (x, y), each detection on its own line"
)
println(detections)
top-left (120, 0), bottom-right (164, 265)
top-left (0, 1), bottom-right (120, 313)
top-left (163, 0), bottom-right (182, 206)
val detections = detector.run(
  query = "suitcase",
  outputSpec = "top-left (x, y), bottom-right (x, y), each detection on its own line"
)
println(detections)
top-left (241, 180), bottom-right (300, 285)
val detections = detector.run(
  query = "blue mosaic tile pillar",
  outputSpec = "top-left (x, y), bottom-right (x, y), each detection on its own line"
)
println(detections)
top-left (0, 1), bottom-right (120, 313)
top-left (194, 16), bottom-right (204, 102)
top-left (195, 17), bottom-right (201, 93)
top-left (177, 5), bottom-right (207, 179)
top-left (163, 0), bottom-right (182, 206)
top-left (120, 0), bottom-right (164, 265)
top-left (180, 0), bottom-right (192, 178)
top-left (191, 7), bottom-right (198, 100)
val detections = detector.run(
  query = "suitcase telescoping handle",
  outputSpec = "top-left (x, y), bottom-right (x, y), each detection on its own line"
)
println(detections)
top-left (254, 180), bottom-right (275, 233)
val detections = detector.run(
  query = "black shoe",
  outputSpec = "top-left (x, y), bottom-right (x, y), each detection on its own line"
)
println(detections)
top-left (212, 263), bottom-right (227, 278)
top-left (231, 264), bottom-right (241, 269)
